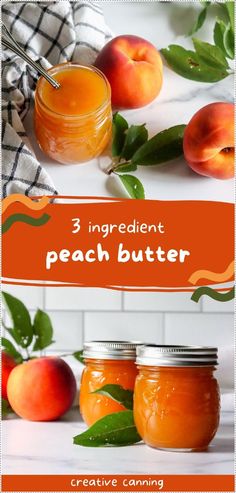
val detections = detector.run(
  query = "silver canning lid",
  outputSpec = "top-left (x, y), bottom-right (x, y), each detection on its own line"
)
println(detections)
top-left (136, 345), bottom-right (218, 367)
top-left (83, 341), bottom-right (141, 360)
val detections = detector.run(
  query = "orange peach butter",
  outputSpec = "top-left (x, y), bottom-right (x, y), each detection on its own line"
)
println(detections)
top-left (134, 366), bottom-right (220, 451)
top-left (34, 63), bottom-right (112, 164)
top-left (80, 359), bottom-right (137, 426)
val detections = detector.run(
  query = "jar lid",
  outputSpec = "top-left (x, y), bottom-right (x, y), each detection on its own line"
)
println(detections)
top-left (83, 341), bottom-right (141, 360)
top-left (136, 345), bottom-right (218, 367)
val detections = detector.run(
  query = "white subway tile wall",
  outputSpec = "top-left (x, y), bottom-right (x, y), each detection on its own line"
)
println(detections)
top-left (84, 311), bottom-right (164, 342)
top-left (124, 292), bottom-right (201, 312)
top-left (3, 285), bottom-right (43, 310)
top-left (2, 285), bottom-right (234, 388)
top-left (45, 311), bottom-right (83, 352)
top-left (202, 297), bottom-right (234, 313)
top-left (164, 313), bottom-right (233, 346)
top-left (45, 287), bottom-right (122, 311)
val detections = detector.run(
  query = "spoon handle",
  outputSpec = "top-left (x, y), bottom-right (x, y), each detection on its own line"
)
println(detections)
top-left (2, 23), bottom-right (60, 89)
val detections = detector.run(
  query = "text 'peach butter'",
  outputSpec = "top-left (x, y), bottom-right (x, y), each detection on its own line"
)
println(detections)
top-left (34, 63), bottom-right (112, 164)
top-left (79, 341), bottom-right (139, 426)
top-left (134, 345), bottom-right (220, 452)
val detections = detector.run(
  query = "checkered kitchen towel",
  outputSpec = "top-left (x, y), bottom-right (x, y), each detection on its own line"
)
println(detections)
top-left (2, 1), bottom-right (112, 197)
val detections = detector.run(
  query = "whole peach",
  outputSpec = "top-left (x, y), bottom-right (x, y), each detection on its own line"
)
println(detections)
top-left (7, 357), bottom-right (76, 421)
top-left (2, 352), bottom-right (17, 400)
top-left (183, 102), bottom-right (234, 179)
top-left (95, 35), bottom-right (163, 109)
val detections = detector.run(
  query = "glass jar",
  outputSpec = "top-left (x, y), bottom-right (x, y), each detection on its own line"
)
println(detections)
top-left (80, 341), bottom-right (139, 426)
top-left (134, 345), bottom-right (220, 452)
top-left (34, 63), bottom-right (112, 164)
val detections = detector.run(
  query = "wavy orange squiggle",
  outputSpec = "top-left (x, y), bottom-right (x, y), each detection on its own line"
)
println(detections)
top-left (2, 194), bottom-right (50, 214)
top-left (189, 260), bottom-right (234, 285)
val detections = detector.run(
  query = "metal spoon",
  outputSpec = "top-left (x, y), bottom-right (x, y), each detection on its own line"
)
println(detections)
top-left (2, 23), bottom-right (60, 89)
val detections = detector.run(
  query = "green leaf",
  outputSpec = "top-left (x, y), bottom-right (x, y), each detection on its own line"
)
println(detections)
top-left (4, 327), bottom-right (21, 346)
top-left (32, 309), bottom-right (54, 351)
top-left (214, 19), bottom-right (228, 56)
top-left (2, 319), bottom-right (21, 346)
top-left (192, 37), bottom-right (229, 69)
top-left (188, 3), bottom-right (210, 36)
top-left (132, 125), bottom-right (186, 166)
top-left (225, 1), bottom-right (234, 33)
top-left (92, 384), bottom-right (133, 410)
top-left (1, 337), bottom-right (23, 363)
top-left (121, 124), bottom-right (148, 161)
top-left (223, 23), bottom-right (235, 60)
top-left (73, 410), bottom-right (141, 447)
top-left (115, 162), bottom-right (137, 174)
top-left (119, 174), bottom-right (145, 199)
top-left (72, 350), bottom-right (84, 364)
top-left (161, 45), bottom-right (229, 82)
top-left (2, 292), bottom-right (33, 348)
top-left (112, 112), bottom-right (129, 157)
top-left (2, 398), bottom-right (13, 418)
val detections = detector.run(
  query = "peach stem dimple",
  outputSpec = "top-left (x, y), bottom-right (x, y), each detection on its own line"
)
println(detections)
top-left (221, 147), bottom-right (234, 153)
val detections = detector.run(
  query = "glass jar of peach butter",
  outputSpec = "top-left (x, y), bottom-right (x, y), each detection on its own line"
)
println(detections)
top-left (34, 63), bottom-right (112, 164)
top-left (79, 341), bottom-right (139, 426)
top-left (134, 345), bottom-right (220, 452)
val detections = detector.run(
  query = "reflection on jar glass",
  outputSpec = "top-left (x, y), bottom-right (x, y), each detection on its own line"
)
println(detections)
top-left (34, 63), bottom-right (112, 164)
top-left (79, 341), bottom-right (140, 426)
top-left (134, 345), bottom-right (220, 452)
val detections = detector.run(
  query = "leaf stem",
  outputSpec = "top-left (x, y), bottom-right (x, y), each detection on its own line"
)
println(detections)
top-left (106, 163), bottom-right (116, 175)
top-left (25, 347), bottom-right (30, 361)
top-left (105, 160), bottom-right (132, 175)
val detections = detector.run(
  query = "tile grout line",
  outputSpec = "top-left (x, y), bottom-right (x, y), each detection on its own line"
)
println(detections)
top-left (42, 286), bottom-right (46, 311)
top-left (163, 312), bottom-right (166, 344)
top-left (27, 308), bottom-right (233, 315)
top-left (199, 294), bottom-right (203, 313)
top-left (121, 291), bottom-right (125, 311)
top-left (81, 311), bottom-right (85, 344)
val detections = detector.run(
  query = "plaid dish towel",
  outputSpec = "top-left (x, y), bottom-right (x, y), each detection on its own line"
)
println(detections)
top-left (2, 1), bottom-right (112, 197)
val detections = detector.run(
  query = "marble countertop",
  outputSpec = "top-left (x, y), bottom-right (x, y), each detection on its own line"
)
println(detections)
top-left (24, 1), bottom-right (234, 202)
top-left (3, 410), bottom-right (234, 475)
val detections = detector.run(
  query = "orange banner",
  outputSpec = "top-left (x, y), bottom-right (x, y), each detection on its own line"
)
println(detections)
top-left (2, 474), bottom-right (235, 492)
top-left (2, 196), bottom-right (234, 291)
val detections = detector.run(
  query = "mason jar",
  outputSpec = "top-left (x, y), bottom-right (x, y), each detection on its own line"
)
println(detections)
top-left (134, 345), bottom-right (220, 451)
top-left (34, 63), bottom-right (112, 164)
top-left (80, 341), bottom-right (139, 426)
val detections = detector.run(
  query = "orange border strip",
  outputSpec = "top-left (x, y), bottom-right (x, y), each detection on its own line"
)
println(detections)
top-left (2, 474), bottom-right (235, 492)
